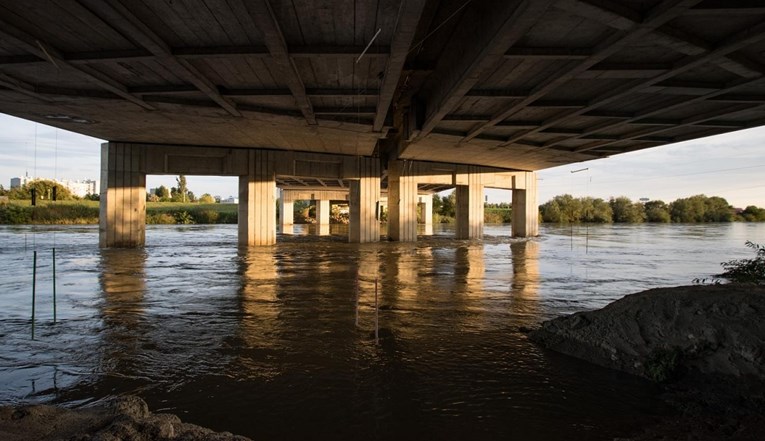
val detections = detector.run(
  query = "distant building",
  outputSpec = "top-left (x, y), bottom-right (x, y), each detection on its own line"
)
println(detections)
top-left (221, 196), bottom-right (238, 204)
top-left (58, 179), bottom-right (97, 197)
top-left (9, 175), bottom-right (98, 198)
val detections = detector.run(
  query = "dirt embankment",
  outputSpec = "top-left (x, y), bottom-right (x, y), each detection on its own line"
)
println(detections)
top-left (0, 396), bottom-right (250, 441)
top-left (530, 284), bottom-right (765, 380)
top-left (530, 284), bottom-right (765, 440)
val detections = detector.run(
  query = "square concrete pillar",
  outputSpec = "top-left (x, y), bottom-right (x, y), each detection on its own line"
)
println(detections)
top-left (239, 150), bottom-right (276, 246)
top-left (512, 171), bottom-right (539, 237)
top-left (455, 168), bottom-right (484, 240)
top-left (349, 157), bottom-right (380, 243)
top-left (99, 142), bottom-right (146, 248)
top-left (279, 193), bottom-right (294, 229)
top-left (387, 159), bottom-right (418, 242)
top-left (418, 194), bottom-right (434, 235)
top-left (315, 199), bottom-right (331, 226)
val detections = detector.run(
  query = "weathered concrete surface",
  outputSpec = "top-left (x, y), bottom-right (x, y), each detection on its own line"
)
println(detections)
top-left (530, 284), bottom-right (765, 380)
top-left (0, 396), bottom-right (250, 441)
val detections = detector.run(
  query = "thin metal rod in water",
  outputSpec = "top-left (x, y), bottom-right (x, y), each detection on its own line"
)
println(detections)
top-left (32, 250), bottom-right (37, 340)
top-left (52, 247), bottom-right (57, 323)
top-left (374, 278), bottom-right (379, 345)
top-left (354, 274), bottom-right (359, 328)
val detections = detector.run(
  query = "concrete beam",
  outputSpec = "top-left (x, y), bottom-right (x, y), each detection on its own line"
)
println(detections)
top-left (414, 0), bottom-right (554, 141)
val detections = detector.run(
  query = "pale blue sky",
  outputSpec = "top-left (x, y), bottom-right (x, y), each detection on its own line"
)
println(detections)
top-left (1, 113), bottom-right (763, 208)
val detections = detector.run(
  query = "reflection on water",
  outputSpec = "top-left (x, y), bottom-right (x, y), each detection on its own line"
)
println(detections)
top-left (1, 223), bottom-right (763, 440)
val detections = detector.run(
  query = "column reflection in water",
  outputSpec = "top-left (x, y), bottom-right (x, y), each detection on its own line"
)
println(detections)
top-left (235, 248), bottom-right (281, 379)
top-left (98, 248), bottom-right (147, 375)
top-left (356, 246), bottom-right (381, 335)
top-left (509, 240), bottom-right (541, 323)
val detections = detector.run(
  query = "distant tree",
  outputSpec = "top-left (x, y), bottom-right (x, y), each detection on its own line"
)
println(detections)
top-left (740, 205), bottom-right (765, 222)
top-left (670, 195), bottom-right (707, 222)
top-left (176, 175), bottom-right (189, 202)
top-left (644, 200), bottom-right (671, 223)
top-left (199, 193), bottom-right (216, 204)
top-left (581, 197), bottom-right (612, 223)
top-left (440, 191), bottom-right (456, 217)
top-left (84, 193), bottom-right (100, 201)
top-left (146, 193), bottom-right (160, 202)
top-left (432, 193), bottom-right (443, 215)
top-left (704, 196), bottom-right (733, 222)
top-left (0, 185), bottom-right (7, 197)
top-left (8, 179), bottom-right (75, 201)
top-left (187, 191), bottom-right (196, 203)
top-left (540, 194), bottom-right (583, 223)
top-left (154, 185), bottom-right (170, 200)
top-left (610, 196), bottom-right (645, 223)
top-left (669, 194), bottom-right (732, 223)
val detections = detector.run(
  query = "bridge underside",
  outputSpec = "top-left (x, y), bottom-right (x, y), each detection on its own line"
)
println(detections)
top-left (100, 143), bottom-right (537, 247)
top-left (1, 1), bottom-right (765, 245)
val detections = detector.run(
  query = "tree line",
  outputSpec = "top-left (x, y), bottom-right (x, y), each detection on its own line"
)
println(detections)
top-left (540, 194), bottom-right (765, 223)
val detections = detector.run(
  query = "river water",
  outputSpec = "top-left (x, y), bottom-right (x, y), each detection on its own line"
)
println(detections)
top-left (0, 223), bottom-right (763, 440)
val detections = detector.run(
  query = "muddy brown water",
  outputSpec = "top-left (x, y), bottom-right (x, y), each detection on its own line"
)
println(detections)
top-left (1, 223), bottom-right (762, 440)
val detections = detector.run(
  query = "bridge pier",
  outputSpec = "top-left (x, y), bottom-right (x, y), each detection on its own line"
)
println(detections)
top-left (512, 172), bottom-right (539, 238)
top-left (349, 158), bottom-right (381, 243)
top-left (315, 199), bottom-right (331, 235)
top-left (418, 194), bottom-right (433, 235)
top-left (455, 168), bottom-right (484, 240)
top-left (99, 143), bottom-right (146, 248)
top-left (279, 194), bottom-right (294, 231)
top-left (239, 150), bottom-right (276, 246)
top-left (387, 160), bottom-right (418, 242)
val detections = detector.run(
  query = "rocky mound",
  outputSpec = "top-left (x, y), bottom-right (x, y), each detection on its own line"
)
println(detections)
top-left (0, 396), bottom-right (250, 441)
top-left (530, 284), bottom-right (765, 381)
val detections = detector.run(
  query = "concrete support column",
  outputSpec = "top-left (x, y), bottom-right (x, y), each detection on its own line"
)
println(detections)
top-left (387, 160), bottom-right (418, 242)
top-left (279, 194), bottom-right (294, 228)
top-left (99, 142), bottom-right (146, 248)
top-left (418, 194), bottom-right (433, 235)
top-left (349, 157), bottom-right (380, 243)
top-left (455, 170), bottom-right (484, 240)
top-left (315, 199), bottom-right (330, 225)
top-left (512, 171), bottom-right (539, 237)
top-left (239, 150), bottom-right (276, 246)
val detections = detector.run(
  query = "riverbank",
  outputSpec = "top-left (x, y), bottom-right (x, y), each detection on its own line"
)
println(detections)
top-left (0, 396), bottom-right (250, 441)
top-left (529, 284), bottom-right (765, 440)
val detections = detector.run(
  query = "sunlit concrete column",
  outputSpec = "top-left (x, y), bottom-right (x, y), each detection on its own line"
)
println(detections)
top-left (349, 157), bottom-right (380, 243)
top-left (239, 150), bottom-right (276, 246)
top-left (99, 142), bottom-right (146, 248)
top-left (279, 192), bottom-right (294, 228)
top-left (418, 194), bottom-right (434, 235)
top-left (455, 170), bottom-right (484, 240)
top-left (512, 171), bottom-right (539, 237)
top-left (387, 159), bottom-right (418, 242)
top-left (315, 199), bottom-right (331, 235)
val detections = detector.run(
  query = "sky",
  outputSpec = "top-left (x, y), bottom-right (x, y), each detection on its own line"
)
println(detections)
top-left (0, 112), bottom-right (763, 208)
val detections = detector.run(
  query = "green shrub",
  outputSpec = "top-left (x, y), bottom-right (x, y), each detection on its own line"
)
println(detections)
top-left (146, 213), bottom-right (176, 224)
top-left (174, 210), bottom-right (195, 224)
top-left (0, 204), bottom-right (31, 224)
top-left (719, 241), bottom-right (765, 284)
top-left (192, 209), bottom-right (220, 224)
top-left (644, 347), bottom-right (684, 382)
